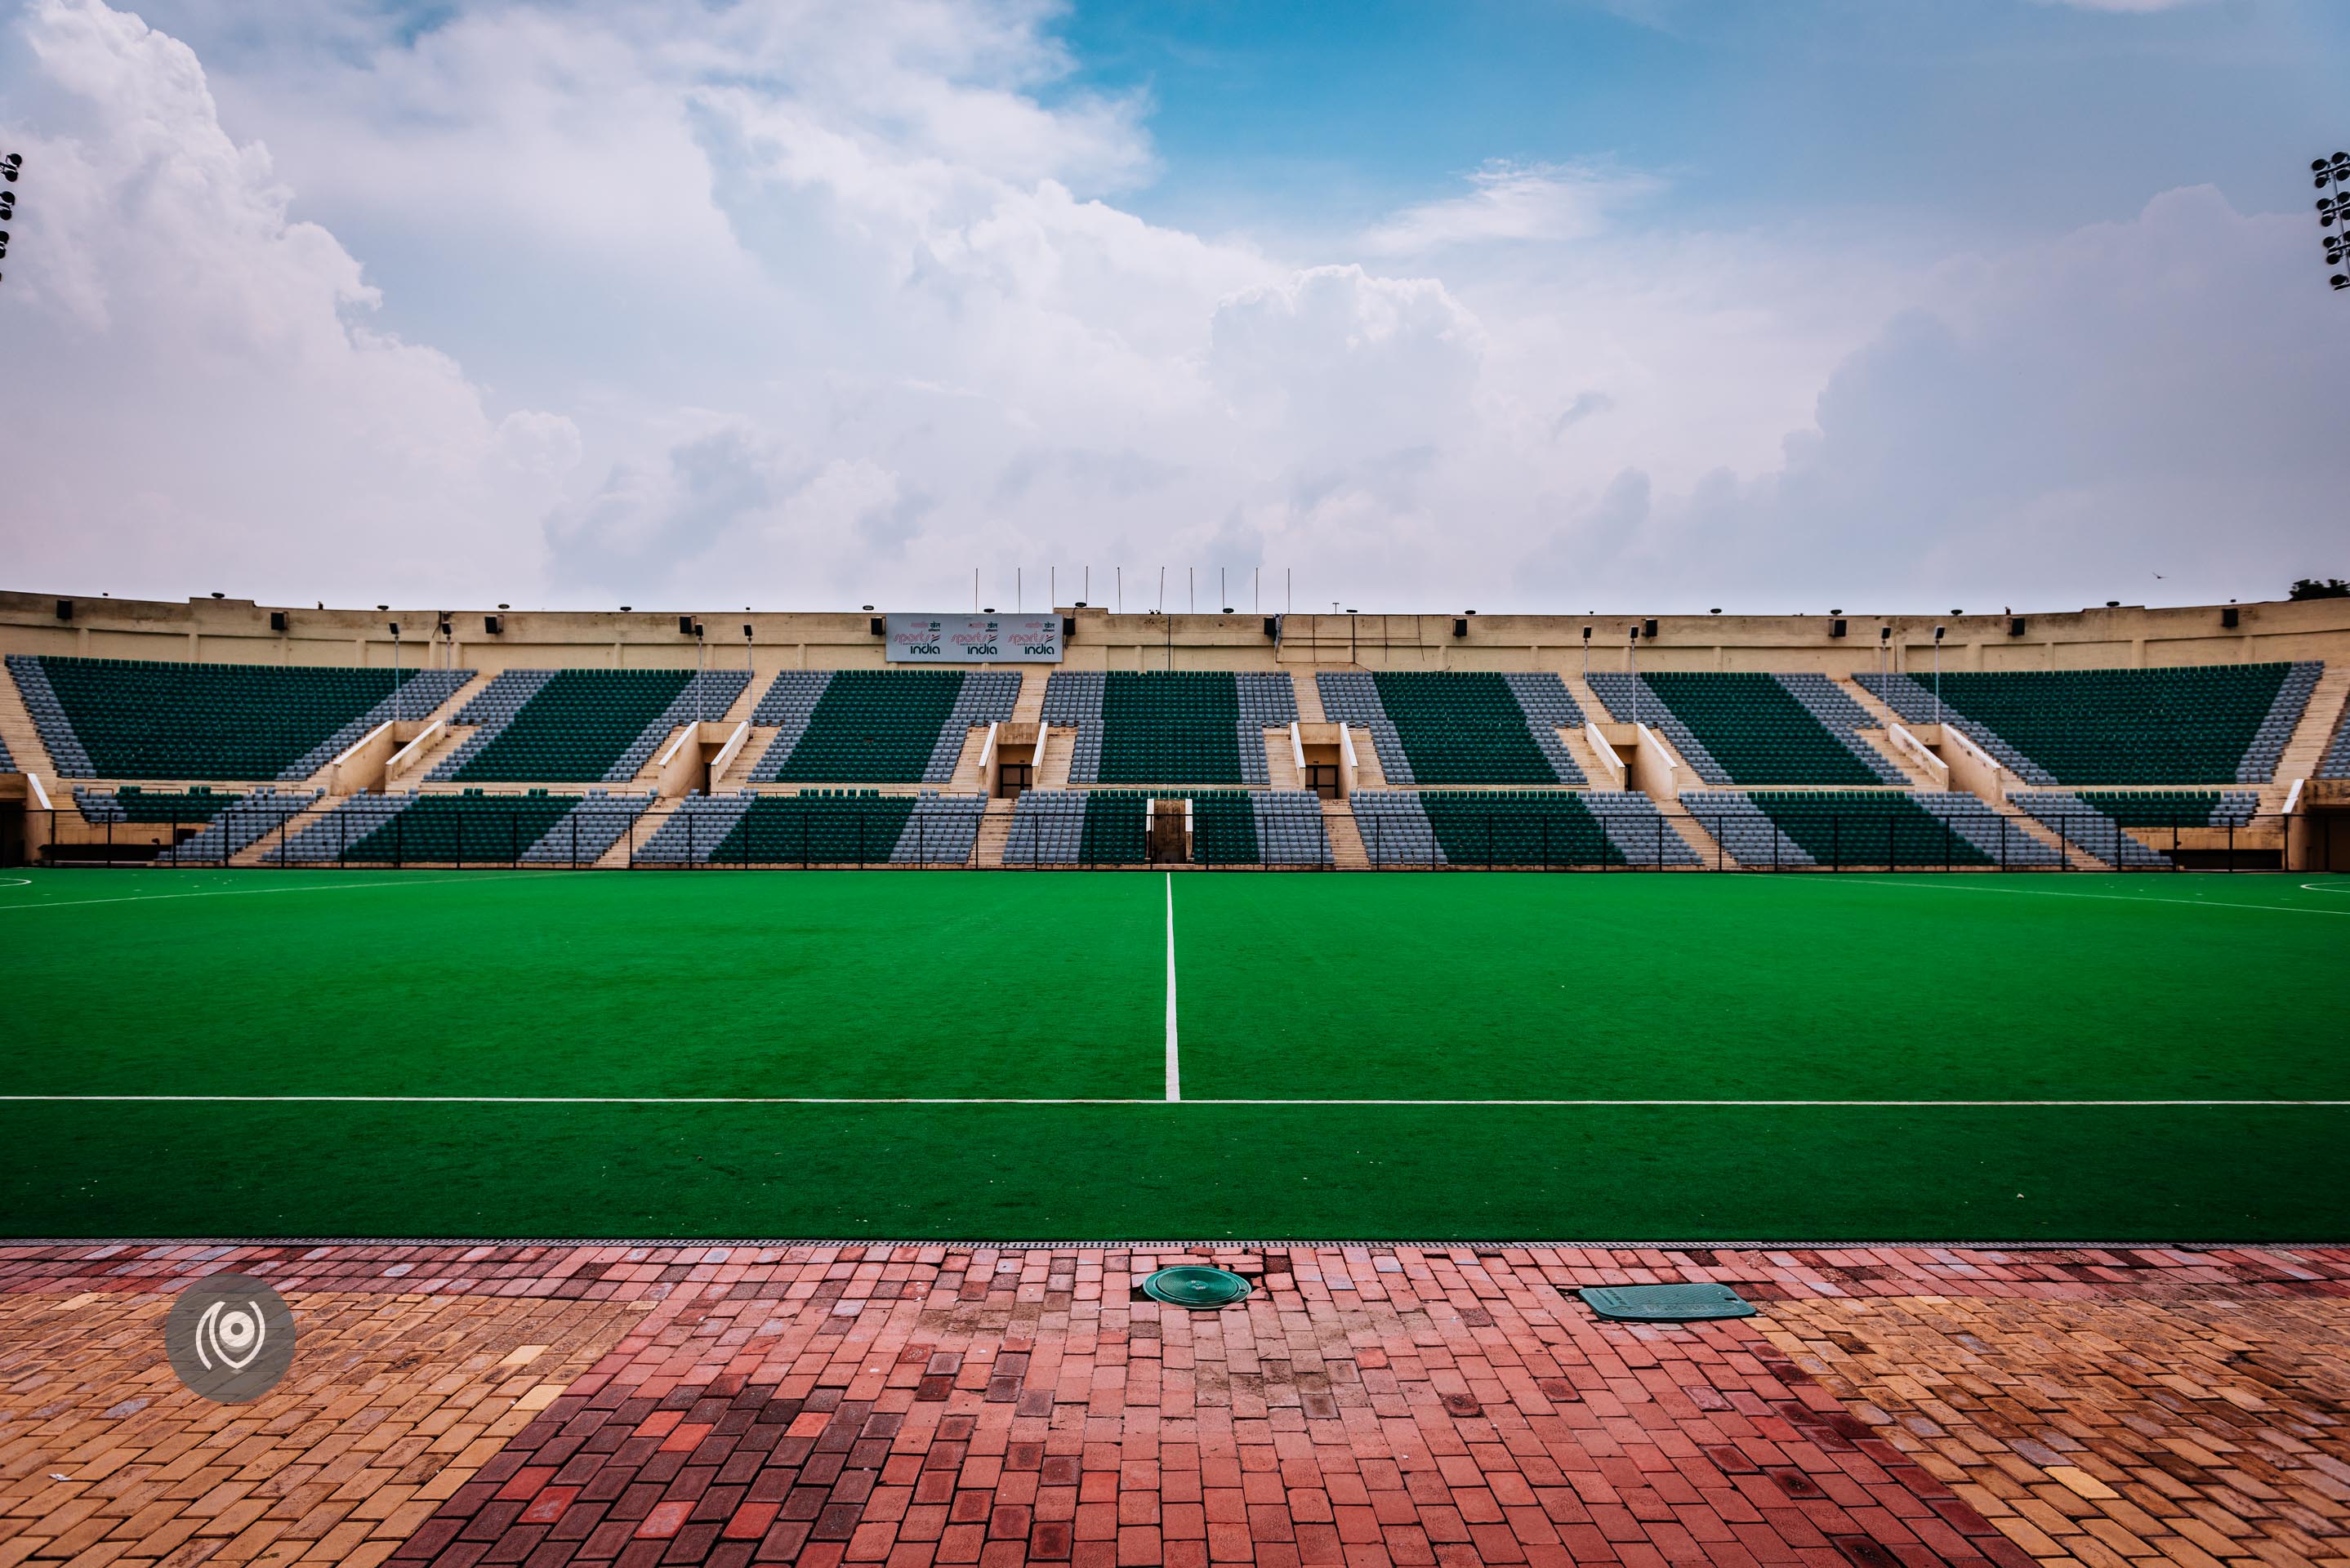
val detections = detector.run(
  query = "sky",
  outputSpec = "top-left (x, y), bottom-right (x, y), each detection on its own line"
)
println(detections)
top-left (0, 0), bottom-right (2344, 615)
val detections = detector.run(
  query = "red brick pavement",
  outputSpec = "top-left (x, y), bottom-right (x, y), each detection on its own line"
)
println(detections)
top-left (2, 1244), bottom-right (2345, 1567)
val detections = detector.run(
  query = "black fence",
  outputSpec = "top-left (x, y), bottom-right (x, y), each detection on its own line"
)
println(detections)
top-left (11, 804), bottom-right (2339, 873)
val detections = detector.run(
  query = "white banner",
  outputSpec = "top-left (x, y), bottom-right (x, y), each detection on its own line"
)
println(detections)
top-left (884, 612), bottom-right (1063, 664)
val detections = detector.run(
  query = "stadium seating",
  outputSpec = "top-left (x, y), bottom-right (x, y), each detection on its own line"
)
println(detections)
top-left (635, 790), bottom-right (985, 865)
top-left (0, 730), bottom-right (12, 772)
top-left (753, 669), bottom-right (1019, 782)
top-left (74, 785), bottom-right (242, 822)
top-left (270, 789), bottom-right (653, 865)
top-left (1318, 671), bottom-right (1585, 785)
top-left (1002, 789), bottom-right (1331, 865)
top-left (1679, 789), bottom-right (2058, 868)
top-left (1859, 663), bottom-right (2320, 785)
top-left (1589, 670), bottom-right (1902, 786)
top-left (7, 654), bottom-right (471, 780)
top-left (432, 668), bottom-right (747, 783)
top-left (1042, 672), bottom-right (1297, 785)
top-left (2072, 791), bottom-right (2259, 828)
top-left (2321, 706), bottom-right (2350, 779)
top-left (2007, 793), bottom-right (2176, 869)
top-left (1348, 789), bottom-right (1697, 866)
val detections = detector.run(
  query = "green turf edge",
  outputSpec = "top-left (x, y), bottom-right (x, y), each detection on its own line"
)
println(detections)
top-left (7, 1102), bottom-right (2344, 1242)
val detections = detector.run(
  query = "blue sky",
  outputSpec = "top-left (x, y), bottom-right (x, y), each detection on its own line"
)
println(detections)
top-left (0, 0), bottom-right (2343, 612)
top-left (1055, 1), bottom-right (2348, 238)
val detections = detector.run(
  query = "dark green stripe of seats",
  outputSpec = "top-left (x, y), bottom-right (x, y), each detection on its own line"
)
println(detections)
top-left (1416, 791), bottom-right (1613, 864)
top-left (452, 669), bottom-right (694, 782)
top-left (775, 670), bottom-right (966, 782)
top-left (37, 655), bottom-right (414, 780)
top-left (1641, 672), bottom-right (1880, 787)
top-left (709, 796), bottom-right (916, 862)
top-left (343, 795), bottom-right (578, 862)
top-left (1925, 665), bottom-right (2290, 785)
top-left (1371, 672), bottom-right (1552, 783)
top-left (1741, 791), bottom-right (1990, 865)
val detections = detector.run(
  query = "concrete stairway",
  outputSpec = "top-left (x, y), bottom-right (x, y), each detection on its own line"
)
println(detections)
top-left (1037, 728), bottom-right (1074, 790)
top-left (972, 797), bottom-right (1019, 868)
top-left (1323, 802), bottom-right (1370, 869)
top-left (1264, 732), bottom-right (1302, 790)
top-left (596, 799), bottom-right (675, 868)
top-left (946, 729), bottom-right (991, 793)
top-left (2272, 661), bottom-right (2350, 799)
top-left (1666, 810), bottom-right (1737, 870)
top-left (711, 729), bottom-right (777, 791)
top-left (230, 794), bottom-right (345, 866)
top-left (1012, 668), bottom-right (1049, 725)
top-left (1292, 671), bottom-right (1327, 724)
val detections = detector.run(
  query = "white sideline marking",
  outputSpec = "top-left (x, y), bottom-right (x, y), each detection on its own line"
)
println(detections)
top-left (0, 875), bottom-right (558, 912)
top-left (2303, 881), bottom-right (2350, 893)
top-left (1164, 873), bottom-right (1181, 1102)
top-left (1843, 879), bottom-right (2350, 918)
top-left (3, 1096), bottom-right (2343, 1107)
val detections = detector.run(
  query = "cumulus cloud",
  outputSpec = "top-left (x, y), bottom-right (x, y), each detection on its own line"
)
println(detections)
top-left (0, 0), bottom-right (577, 606)
top-left (0, 0), bottom-right (2330, 617)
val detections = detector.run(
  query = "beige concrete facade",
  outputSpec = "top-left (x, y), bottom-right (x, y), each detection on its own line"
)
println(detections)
top-left (6, 590), bottom-right (2348, 677)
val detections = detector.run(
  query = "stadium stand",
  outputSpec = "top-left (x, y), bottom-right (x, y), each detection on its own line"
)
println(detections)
top-left (6, 654), bottom-right (471, 780)
top-left (1858, 662), bottom-right (2320, 784)
top-left (74, 785), bottom-right (242, 822)
top-left (1041, 672), bottom-right (1296, 785)
top-left (2008, 792), bottom-right (2176, 869)
top-left (1002, 789), bottom-right (1331, 865)
top-left (0, 729), bottom-right (12, 772)
top-left (2321, 704), bottom-right (2350, 778)
top-left (1348, 789), bottom-right (1697, 866)
top-left (635, 790), bottom-right (984, 865)
top-left (1680, 789), bottom-right (2058, 868)
top-left (430, 668), bottom-right (748, 783)
top-left (1588, 670), bottom-right (1902, 786)
top-left (2072, 790), bottom-right (2261, 828)
top-left (269, 789), bottom-right (653, 865)
top-left (752, 669), bottom-right (1019, 782)
top-left (1317, 671), bottom-right (1585, 785)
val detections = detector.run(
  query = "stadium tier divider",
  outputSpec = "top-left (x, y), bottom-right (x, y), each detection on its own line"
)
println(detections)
top-left (634, 790), bottom-right (987, 865)
top-left (1002, 788), bottom-right (1331, 866)
top-left (1858, 663), bottom-right (2319, 786)
top-left (1316, 671), bottom-right (1586, 786)
top-left (1041, 672), bottom-right (1296, 786)
top-left (6, 653), bottom-right (470, 781)
top-left (751, 668), bottom-right (1019, 783)
top-left (267, 789), bottom-right (652, 865)
top-left (428, 668), bottom-right (747, 784)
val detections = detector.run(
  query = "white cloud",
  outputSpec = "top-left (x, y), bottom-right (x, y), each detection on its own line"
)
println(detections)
top-left (0, 0), bottom-right (2330, 621)
top-left (1360, 161), bottom-right (1659, 255)
top-left (0, 0), bottom-right (577, 605)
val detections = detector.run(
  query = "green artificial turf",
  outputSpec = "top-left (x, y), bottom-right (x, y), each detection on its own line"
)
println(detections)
top-left (3, 866), bottom-right (2346, 1241)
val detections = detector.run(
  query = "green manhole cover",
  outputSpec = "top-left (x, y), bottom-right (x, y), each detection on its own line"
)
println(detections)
top-left (1576, 1283), bottom-right (1755, 1322)
top-left (1140, 1267), bottom-right (1253, 1308)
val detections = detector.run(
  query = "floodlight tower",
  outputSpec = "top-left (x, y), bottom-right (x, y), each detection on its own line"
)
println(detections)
top-left (2317, 153), bottom-right (2350, 292)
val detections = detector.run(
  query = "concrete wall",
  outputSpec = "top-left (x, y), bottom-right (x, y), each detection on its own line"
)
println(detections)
top-left (4, 591), bottom-right (2348, 678)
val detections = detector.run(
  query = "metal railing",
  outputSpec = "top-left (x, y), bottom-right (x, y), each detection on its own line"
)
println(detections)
top-left (10, 804), bottom-right (2337, 874)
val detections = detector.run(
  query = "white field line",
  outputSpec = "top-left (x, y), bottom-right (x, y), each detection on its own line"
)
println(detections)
top-left (2, 1096), bottom-right (2344, 1107)
top-left (0, 874), bottom-right (562, 912)
top-left (1839, 878), bottom-right (2350, 917)
top-left (1165, 872), bottom-right (1180, 1102)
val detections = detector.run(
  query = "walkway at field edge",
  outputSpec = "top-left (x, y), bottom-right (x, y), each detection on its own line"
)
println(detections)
top-left (1, 1243), bottom-right (2345, 1567)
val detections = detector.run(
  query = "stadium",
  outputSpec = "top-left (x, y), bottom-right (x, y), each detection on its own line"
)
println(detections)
top-left (2, 587), bottom-right (2348, 1565)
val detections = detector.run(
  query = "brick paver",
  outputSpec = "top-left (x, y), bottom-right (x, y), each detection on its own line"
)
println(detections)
top-left (0, 1244), bottom-right (2343, 1566)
